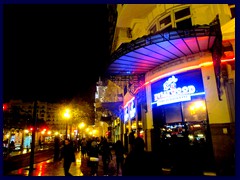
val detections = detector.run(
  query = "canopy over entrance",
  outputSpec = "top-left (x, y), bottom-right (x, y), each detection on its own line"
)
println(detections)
top-left (107, 25), bottom-right (218, 76)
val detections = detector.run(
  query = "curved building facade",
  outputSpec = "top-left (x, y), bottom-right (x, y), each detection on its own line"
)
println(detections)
top-left (104, 4), bottom-right (235, 175)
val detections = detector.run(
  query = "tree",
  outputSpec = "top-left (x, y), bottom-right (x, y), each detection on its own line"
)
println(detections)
top-left (57, 97), bottom-right (95, 127)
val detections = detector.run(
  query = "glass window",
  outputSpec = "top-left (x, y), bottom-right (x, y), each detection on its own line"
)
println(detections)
top-left (176, 18), bottom-right (192, 29)
top-left (150, 25), bottom-right (157, 34)
top-left (159, 15), bottom-right (171, 28)
top-left (182, 96), bottom-right (207, 122)
top-left (230, 7), bottom-right (235, 19)
top-left (175, 7), bottom-right (190, 20)
top-left (165, 103), bottom-right (182, 123)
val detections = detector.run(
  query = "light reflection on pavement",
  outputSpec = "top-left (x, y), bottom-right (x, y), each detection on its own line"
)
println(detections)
top-left (7, 151), bottom-right (84, 176)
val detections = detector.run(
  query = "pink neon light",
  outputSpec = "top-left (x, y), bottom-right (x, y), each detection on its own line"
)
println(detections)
top-left (124, 97), bottom-right (135, 108)
top-left (123, 58), bottom-right (235, 107)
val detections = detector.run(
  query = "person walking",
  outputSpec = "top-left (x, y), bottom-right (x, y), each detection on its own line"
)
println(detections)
top-left (114, 140), bottom-right (125, 176)
top-left (122, 137), bottom-right (162, 176)
top-left (9, 140), bottom-right (15, 154)
top-left (101, 138), bottom-right (112, 176)
top-left (129, 130), bottom-right (135, 151)
top-left (88, 138), bottom-right (99, 176)
top-left (60, 138), bottom-right (76, 176)
top-left (81, 138), bottom-right (88, 158)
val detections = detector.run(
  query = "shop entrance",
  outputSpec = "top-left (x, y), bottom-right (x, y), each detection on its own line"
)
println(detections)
top-left (152, 97), bottom-right (215, 175)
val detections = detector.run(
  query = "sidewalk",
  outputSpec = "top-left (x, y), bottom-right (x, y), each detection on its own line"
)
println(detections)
top-left (4, 151), bottom-right (121, 176)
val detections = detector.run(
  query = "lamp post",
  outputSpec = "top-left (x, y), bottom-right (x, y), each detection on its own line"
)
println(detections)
top-left (63, 109), bottom-right (71, 139)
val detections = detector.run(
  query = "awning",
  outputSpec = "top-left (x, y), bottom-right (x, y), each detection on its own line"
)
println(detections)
top-left (107, 25), bottom-right (217, 76)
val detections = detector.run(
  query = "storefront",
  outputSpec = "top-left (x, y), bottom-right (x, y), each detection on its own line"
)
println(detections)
top-left (150, 68), bottom-right (215, 171)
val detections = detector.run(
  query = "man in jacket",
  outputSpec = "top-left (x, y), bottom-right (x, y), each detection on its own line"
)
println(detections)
top-left (60, 138), bottom-right (76, 176)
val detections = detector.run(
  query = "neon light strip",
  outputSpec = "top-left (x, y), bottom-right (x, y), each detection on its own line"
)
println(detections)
top-left (124, 58), bottom-right (234, 107)
top-left (124, 97), bottom-right (135, 108)
top-left (151, 92), bottom-right (206, 105)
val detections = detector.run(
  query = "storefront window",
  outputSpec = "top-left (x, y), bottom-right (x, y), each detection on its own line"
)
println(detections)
top-left (151, 69), bottom-right (209, 152)
top-left (182, 96), bottom-right (207, 122)
top-left (165, 103), bottom-right (182, 123)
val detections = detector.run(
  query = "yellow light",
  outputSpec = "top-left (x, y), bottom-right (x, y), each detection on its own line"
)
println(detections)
top-left (47, 131), bottom-right (51, 135)
top-left (79, 122), bottom-right (85, 129)
top-left (55, 132), bottom-right (59, 135)
top-left (63, 109), bottom-right (71, 119)
top-left (24, 130), bottom-right (29, 133)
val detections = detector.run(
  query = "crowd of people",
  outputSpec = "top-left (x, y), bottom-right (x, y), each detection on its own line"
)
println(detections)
top-left (55, 135), bottom-right (163, 176)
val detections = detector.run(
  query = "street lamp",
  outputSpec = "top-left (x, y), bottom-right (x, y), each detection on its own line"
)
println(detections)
top-left (78, 122), bottom-right (85, 139)
top-left (63, 109), bottom-right (71, 139)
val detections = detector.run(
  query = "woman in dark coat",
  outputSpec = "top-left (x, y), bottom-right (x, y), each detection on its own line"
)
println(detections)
top-left (114, 140), bottom-right (125, 176)
top-left (60, 139), bottom-right (76, 176)
top-left (88, 139), bottom-right (99, 176)
top-left (101, 138), bottom-right (112, 176)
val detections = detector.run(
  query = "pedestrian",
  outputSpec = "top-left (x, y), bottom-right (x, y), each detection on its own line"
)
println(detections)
top-left (81, 138), bottom-right (88, 158)
top-left (101, 138), bottom-right (112, 176)
top-left (122, 137), bottom-right (162, 176)
top-left (129, 130), bottom-right (135, 151)
top-left (114, 140), bottom-right (125, 176)
top-left (59, 138), bottom-right (76, 176)
top-left (88, 138), bottom-right (99, 176)
top-left (54, 136), bottom-right (60, 161)
top-left (38, 138), bottom-right (42, 149)
top-left (9, 140), bottom-right (15, 153)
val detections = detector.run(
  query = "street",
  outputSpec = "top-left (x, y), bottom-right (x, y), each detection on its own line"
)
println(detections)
top-left (3, 149), bottom-right (120, 176)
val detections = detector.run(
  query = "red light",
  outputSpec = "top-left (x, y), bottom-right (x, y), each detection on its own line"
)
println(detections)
top-left (30, 128), bottom-right (33, 131)
top-left (3, 104), bottom-right (7, 111)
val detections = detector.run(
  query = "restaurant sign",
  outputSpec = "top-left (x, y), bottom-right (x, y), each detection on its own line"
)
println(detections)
top-left (151, 69), bottom-right (205, 107)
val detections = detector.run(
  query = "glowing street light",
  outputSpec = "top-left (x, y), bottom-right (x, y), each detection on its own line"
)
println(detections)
top-left (63, 108), bottom-right (71, 139)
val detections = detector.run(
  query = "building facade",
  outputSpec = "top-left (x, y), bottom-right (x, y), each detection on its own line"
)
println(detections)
top-left (102, 4), bottom-right (235, 175)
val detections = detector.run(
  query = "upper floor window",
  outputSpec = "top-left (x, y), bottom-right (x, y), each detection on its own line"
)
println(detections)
top-left (159, 15), bottom-right (171, 29)
top-left (175, 7), bottom-right (191, 20)
top-left (149, 6), bottom-right (192, 34)
top-left (228, 4), bottom-right (235, 19)
top-left (176, 18), bottom-right (192, 29)
top-left (150, 25), bottom-right (157, 34)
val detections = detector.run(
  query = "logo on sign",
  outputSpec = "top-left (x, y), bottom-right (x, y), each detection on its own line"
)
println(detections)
top-left (153, 75), bottom-right (196, 106)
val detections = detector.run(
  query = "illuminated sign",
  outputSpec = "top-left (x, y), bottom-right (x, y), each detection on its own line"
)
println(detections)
top-left (124, 100), bottom-right (136, 122)
top-left (151, 69), bottom-right (205, 107)
top-left (124, 108), bottom-right (129, 122)
top-left (129, 100), bottom-right (136, 119)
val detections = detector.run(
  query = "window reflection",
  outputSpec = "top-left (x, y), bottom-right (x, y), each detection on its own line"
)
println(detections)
top-left (182, 99), bottom-right (207, 122)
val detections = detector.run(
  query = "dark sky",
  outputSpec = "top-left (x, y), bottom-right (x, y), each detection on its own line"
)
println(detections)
top-left (3, 4), bottom-right (109, 103)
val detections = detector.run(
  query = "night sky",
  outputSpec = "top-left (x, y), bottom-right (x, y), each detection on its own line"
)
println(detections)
top-left (3, 4), bottom-right (109, 104)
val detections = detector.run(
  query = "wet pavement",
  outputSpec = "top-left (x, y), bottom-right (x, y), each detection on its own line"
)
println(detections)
top-left (4, 151), bottom-right (121, 176)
